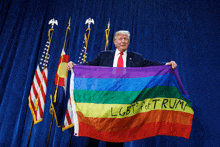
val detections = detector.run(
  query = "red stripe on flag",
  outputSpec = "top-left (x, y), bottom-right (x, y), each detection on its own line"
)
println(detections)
top-left (42, 70), bottom-right (48, 101)
top-left (38, 95), bottom-right (43, 118)
top-left (36, 70), bottom-right (46, 118)
top-left (78, 121), bottom-right (192, 142)
top-left (55, 74), bottom-right (65, 86)
top-left (58, 55), bottom-right (69, 64)
top-left (66, 107), bottom-right (72, 125)
top-left (63, 97), bottom-right (73, 130)
top-left (29, 93), bottom-right (38, 121)
top-left (43, 68), bottom-right (48, 86)
top-left (32, 81), bottom-right (38, 99)
top-left (76, 110), bottom-right (193, 132)
top-left (39, 79), bottom-right (46, 102)
top-left (35, 70), bottom-right (41, 86)
top-left (31, 77), bottom-right (39, 119)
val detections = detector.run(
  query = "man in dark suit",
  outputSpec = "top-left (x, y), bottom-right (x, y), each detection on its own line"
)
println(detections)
top-left (67, 30), bottom-right (177, 147)
top-left (67, 30), bottom-right (177, 69)
top-left (79, 49), bottom-right (164, 67)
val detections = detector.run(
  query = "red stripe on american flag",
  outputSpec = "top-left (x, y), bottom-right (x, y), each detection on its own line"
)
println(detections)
top-left (35, 70), bottom-right (41, 86)
top-left (38, 69), bottom-right (47, 118)
top-left (29, 93), bottom-right (37, 121)
top-left (32, 77), bottom-right (42, 120)
top-left (42, 69), bottom-right (48, 93)
top-left (66, 107), bottom-right (72, 125)
top-left (38, 94), bottom-right (43, 118)
top-left (63, 97), bottom-right (74, 130)
top-left (32, 80), bottom-right (38, 99)
top-left (40, 71), bottom-right (46, 101)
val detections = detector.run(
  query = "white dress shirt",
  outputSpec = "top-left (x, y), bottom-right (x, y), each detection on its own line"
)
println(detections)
top-left (113, 49), bottom-right (127, 67)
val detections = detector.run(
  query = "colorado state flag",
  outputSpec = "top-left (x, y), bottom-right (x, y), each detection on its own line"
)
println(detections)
top-left (50, 23), bottom-right (70, 127)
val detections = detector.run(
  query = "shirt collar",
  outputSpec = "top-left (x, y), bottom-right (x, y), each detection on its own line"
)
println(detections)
top-left (116, 48), bottom-right (127, 55)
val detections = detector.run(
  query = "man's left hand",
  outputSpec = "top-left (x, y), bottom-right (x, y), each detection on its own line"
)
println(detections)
top-left (166, 61), bottom-right (177, 69)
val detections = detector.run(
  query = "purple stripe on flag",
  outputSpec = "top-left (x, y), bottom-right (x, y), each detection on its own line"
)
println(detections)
top-left (72, 65), bottom-right (189, 96)
top-left (73, 65), bottom-right (174, 78)
top-left (174, 69), bottom-right (189, 95)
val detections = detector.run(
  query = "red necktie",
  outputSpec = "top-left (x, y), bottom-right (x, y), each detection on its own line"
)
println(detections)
top-left (117, 52), bottom-right (123, 67)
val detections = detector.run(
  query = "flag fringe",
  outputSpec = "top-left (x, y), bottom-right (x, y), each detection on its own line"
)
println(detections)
top-left (49, 94), bottom-right (61, 127)
top-left (28, 95), bottom-right (43, 124)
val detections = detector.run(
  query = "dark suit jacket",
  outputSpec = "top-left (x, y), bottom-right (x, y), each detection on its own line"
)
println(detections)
top-left (83, 50), bottom-right (164, 67)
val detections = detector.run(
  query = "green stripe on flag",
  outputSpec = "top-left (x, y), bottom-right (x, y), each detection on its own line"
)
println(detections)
top-left (74, 86), bottom-right (192, 107)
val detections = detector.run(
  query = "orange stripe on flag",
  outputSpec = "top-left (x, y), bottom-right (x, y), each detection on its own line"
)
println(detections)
top-left (77, 110), bottom-right (193, 132)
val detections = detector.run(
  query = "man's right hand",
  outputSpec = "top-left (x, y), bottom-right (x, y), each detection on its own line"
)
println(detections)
top-left (67, 61), bottom-right (74, 70)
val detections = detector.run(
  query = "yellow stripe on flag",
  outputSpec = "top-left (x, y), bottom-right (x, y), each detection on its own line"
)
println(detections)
top-left (75, 97), bottom-right (194, 118)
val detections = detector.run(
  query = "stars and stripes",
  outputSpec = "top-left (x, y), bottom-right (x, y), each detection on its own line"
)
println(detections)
top-left (28, 40), bottom-right (50, 124)
top-left (77, 39), bottom-right (88, 64)
top-left (62, 96), bottom-right (74, 131)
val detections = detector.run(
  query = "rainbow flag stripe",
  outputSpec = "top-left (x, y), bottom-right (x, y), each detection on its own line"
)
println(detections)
top-left (70, 65), bottom-right (194, 142)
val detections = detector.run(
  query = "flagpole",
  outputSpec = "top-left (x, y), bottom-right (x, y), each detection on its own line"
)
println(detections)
top-left (105, 19), bottom-right (110, 51)
top-left (26, 120), bottom-right (34, 147)
top-left (83, 18), bottom-right (94, 63)
top-left (68, 127), bottom-right (74, 147)
top-left (43, 23), bottom-right (57, 147)
top-left (83, 28), bottom-right (90, 63)
top-left (52, 18), bottom-right (71, 104)
top-left (47, 18), bottom-right (71, 146)
top-left (46, 110), bottom-right (54, 147)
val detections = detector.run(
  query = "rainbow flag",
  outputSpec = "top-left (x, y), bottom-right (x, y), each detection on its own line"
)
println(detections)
top-left (70, 65), bottom-right (194, 142)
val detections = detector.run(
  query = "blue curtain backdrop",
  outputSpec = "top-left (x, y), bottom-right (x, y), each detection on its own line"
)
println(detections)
top-left (0, 0), bottom-right (219, 146)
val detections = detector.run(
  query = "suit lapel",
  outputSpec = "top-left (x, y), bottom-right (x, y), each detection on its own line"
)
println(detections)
top-left (126, 52), bottom-right (132, 67)
top-left (109, 51), bottom-right (115, 67)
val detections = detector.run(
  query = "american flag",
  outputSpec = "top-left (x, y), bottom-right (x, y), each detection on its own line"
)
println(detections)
top-left (77, 39), bottom-right (88, 64)
top-left (62, 96), bottom-right (74, 131)
top-left (62, 37), bottom-right (88, 131)
top-left (28, 40), bottom-right (50, 124)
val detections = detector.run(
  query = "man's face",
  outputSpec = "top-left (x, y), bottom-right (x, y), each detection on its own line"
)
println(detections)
top-left (114, 34), bottom-right (129, 52)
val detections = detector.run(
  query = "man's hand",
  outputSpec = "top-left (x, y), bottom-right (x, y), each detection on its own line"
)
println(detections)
top-left (166, 61), bottom-right (177, 69)
top-left (67, 61), bottom-right (74, 70)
